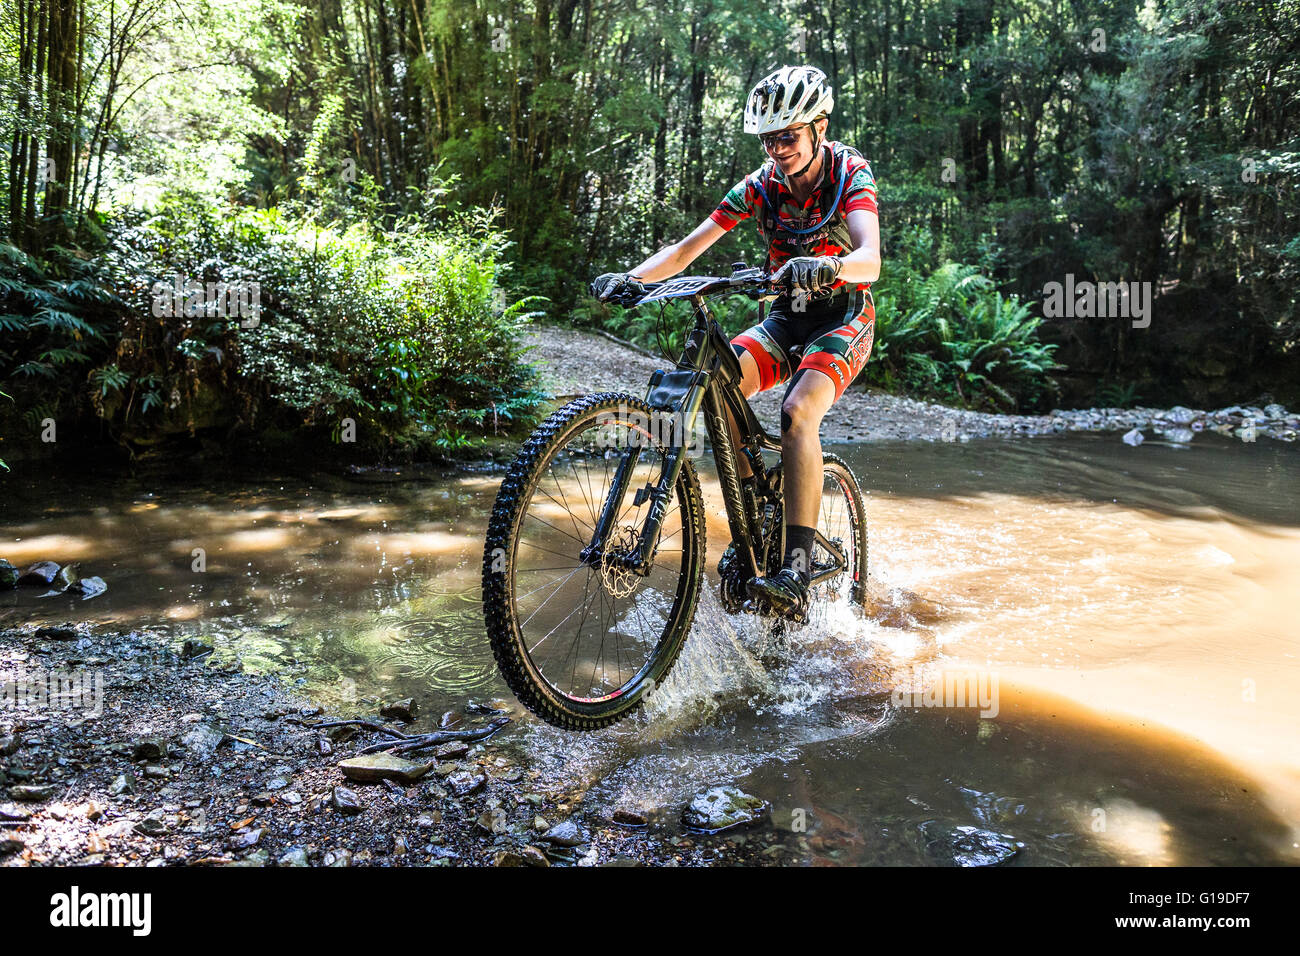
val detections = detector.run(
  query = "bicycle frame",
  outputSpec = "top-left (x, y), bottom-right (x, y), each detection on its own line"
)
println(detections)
top-left (581, 283), bottom-right (848, 592)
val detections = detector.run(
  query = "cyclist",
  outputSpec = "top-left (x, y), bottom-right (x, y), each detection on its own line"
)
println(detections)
top-left (591, 64), bottom-right (881, 621)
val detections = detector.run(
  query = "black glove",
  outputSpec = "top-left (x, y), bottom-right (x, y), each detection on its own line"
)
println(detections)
top-left (774, 256), bottom-right (842, 295)
top-left (590, 272), bottom-right (646, 305)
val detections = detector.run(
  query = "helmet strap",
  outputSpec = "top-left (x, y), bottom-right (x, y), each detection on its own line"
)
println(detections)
top-left (790, 127), bottom-right (823, 182)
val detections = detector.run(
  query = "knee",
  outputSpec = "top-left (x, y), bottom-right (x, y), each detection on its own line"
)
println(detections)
top-left (781, 397), bottom-right (819, 436)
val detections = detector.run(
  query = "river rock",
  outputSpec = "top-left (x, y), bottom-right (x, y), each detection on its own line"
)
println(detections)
top-left (681, 785), bottom-right (770, 832)
top-left (1121, 428), bottom-right (1144, 446)
top-left (278, 847), bottom-right (309, 867)
top-left (180, 639), bottom-right (214, 660)
top-left (231, 827), bottom-right (263, 848)
top-left (34, 625), bottom-right (80, 640)
top-left (541, 819), bottom-right (589, 847)
top-left (435, 741), bottom-right (469, 760)
top-left (8, 784), bottom-right (59, 802)
top-left (51, 562), bottom-right (81, 591)
top-left (181, 723), bottom-right (224, 760)
top-left (448, 771), bottom-right (486, 797)
top-left (1265, 403), bottom-right (1286, 420)
top-left (1165, 427), bottom-right (1194, 443)
top-left (493, 849), bottom-right (529, 866)
top-left (76, 577), bottom-right (107, 600)
top-left (920, 821), bottom-right (1024, 866)
top-left (379, 698), bottom-right (418, 722)
top-left (135, 810), bottom-right (168, 835)
top-left (521, 845), bottom-right (550, 867)
top-left (132, 738), bottom-right (169, 762)
top-left (613, 808), bottom-right (648, 826)
top-left (0, 836), bottom-right (23, 856)
top-left (0, 560), bottom-right (18, 589)
top-left (331, 786), bottom-right (364, 815)
top-left (338, 753), bottom-right (434, 784)
top-left (0, 803), bottom-right (31, 822)
top-left (17, 561), bottom-right (59, 586)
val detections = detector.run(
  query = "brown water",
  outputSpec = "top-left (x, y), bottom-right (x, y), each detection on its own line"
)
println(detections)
top-left (2, 432), bottom-right (1297, 864)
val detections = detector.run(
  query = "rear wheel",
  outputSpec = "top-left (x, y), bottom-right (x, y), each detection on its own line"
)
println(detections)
top-left (806, 452), bottom-right (869, 626)
top-left (482, 393), bottom-right (706, 730)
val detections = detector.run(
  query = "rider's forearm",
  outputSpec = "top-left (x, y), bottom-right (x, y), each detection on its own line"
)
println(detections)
top-left (833, 247), bottom-right (881, 285)
top-left (628, 243), bottom-right (689, 283)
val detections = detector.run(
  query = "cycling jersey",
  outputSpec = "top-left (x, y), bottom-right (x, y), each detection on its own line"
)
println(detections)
top-left (708, 140), bottom-right (879, 293)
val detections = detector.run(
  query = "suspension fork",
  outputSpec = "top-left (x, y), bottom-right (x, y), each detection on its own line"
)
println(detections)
top-left (581, 370), bottom-right (710, 574)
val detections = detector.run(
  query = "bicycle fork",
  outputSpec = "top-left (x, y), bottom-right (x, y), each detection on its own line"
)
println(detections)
top-left (579, 380), bottom-right (710, 577)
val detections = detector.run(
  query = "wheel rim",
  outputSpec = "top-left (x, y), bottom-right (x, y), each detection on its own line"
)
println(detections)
top-left (509, 408), bottom-right (692, 705)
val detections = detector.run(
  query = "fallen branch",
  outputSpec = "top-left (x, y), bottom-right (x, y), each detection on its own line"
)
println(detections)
top-left (298, 719), bottom-right (413, 739)
top-left (358, 717), bottom-right (511, 755)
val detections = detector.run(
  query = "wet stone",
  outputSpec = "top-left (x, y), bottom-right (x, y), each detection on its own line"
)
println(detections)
top-left (231, 827), bottom-right (263, 849)
top-left (132, 738), bottom-right (169, 762)
top-left (181, 723), bottom-right (224, 760)
top-left (338, 753), bottom-right (433, 784)
top-left (920, 821), bottom-right (1024, 867)
top-left (435, 741), bottom-right (469, 760)
top-left (521, 845), bottom-right (550, 867)
top-left (379, 698), bottom-right (418, 722)
top-left (448, 771), bottom-right (486, 797)
top-left (682, 786), bottom-right (770, 832)
top-left (331, 786), bottom-right (364, 815)
top-left (278, 848), bottom-right (309, 867)
top-left (8, 784), bottom-right (59, 802)
top-left (541, 819), bottom-right (588, 847)
top-left (18, 562), bottom-right (60, 586)
top-left (613, 808), bottom-right (648, 827)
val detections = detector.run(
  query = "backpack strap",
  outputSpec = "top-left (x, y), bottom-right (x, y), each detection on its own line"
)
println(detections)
top-left (752, 142), bottom-right (857, 244)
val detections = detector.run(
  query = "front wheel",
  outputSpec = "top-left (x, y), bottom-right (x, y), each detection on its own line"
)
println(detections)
top-left (482, 392), bottom-right (706, 730)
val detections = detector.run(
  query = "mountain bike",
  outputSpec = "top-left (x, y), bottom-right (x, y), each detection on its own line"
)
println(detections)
top-left (481, 262), bottom-right (869, 730)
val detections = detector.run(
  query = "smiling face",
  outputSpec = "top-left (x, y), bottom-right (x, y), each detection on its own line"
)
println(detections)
top-left (763, 117), bottom-right (829, 177)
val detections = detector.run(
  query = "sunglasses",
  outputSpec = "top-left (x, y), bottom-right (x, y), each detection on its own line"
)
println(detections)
top-left (759, 124), bottom-right (811, 150)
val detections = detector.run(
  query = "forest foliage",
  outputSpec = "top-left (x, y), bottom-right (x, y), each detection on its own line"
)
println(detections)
top-left (1, 0), bottom-right (1296, 462)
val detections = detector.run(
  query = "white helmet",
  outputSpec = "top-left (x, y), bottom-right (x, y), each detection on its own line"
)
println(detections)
top-left (743, 65), bottom-right (834, 135)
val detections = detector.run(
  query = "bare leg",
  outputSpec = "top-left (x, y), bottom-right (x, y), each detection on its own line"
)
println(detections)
top-left (781, 369), bottom-right (837, 529)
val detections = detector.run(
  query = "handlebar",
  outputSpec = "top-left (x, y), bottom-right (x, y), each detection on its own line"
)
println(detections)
top-left (629, 264), bottom-right (782, 306)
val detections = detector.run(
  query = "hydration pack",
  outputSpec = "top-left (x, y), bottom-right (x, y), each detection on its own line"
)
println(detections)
top-left (749, 140), bottom-right (866, 262)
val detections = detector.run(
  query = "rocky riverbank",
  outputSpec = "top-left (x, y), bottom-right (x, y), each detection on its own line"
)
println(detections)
top-left (521, 325), bottom-right (1297, 445)
top-left (0, 623), bottom-right (824, 867)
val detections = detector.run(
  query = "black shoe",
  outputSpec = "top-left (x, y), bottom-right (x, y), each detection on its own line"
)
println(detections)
top-left (746, 567), bottom-right (810, 622)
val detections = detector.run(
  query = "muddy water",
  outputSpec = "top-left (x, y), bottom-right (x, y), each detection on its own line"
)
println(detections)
top-left (2, 432), bottom-right (1296, 865)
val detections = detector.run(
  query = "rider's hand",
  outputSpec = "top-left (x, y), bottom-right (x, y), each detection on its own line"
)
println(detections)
top-left (774, 256), bottom-right (842, 295)
top-left (590, 272), bottom-right (646, 305)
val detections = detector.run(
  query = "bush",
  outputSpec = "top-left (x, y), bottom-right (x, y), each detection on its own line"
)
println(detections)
top-left (867, 262), bottom-right (1061, 412)
top-left (1, 194), bottom-right (550, 458)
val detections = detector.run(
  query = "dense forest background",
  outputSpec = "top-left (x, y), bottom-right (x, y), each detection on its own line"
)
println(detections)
top-left (1, 0), bottom-right (1296, 463)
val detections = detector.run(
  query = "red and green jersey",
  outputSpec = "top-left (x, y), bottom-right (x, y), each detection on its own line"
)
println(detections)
top-left (709, 140), bottom-right (878, 292)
